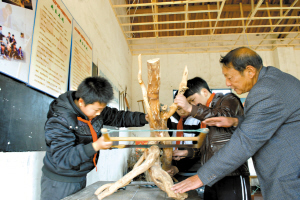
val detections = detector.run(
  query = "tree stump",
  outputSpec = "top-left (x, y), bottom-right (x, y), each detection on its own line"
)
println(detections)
top-left (95, 55), bottom-right (188, 200)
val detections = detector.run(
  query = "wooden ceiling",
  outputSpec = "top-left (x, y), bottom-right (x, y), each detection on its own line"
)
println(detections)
top-left (110, 0), bottom-right (300, 55)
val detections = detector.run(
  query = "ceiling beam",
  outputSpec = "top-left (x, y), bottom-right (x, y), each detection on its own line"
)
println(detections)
top-left (277, 0), bottom-right (300, 38)
top-left (151, 0), bottom-right (158, 38)
top-left (125, 4), bottom-right (297, 15)
top-left (108, 0), bottom-right (132, 52)
top-left (113, 0), bottom-right (223, 8)
top-left (126, 31), bottom-right (299, 40)
top-left (184, 3), bottom-right (189, 36)
top-left (255, 0), bottom-right (299, 50)
top-left (124, 24), bottom-right (299, 34)
top-left (243, 0), bottom-right (264, 33)
top-left (131, 43), bottom-right (300, 52)
top-left (234, 3), bottom-right (246, 46)
top-left (120, 16), bottom-right (300, 27)
top-left (129, 37), bottom-right (300, 47)
top-left (211, 0), bottom-right (226, 35)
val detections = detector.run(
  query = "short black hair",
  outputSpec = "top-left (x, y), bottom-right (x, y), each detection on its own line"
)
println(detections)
top-left (184, 77), bottom-right (211, 98)
top-left (220, 47), bottom-right (263, 73)
top-left (75, 76), bottom-right (114, 105)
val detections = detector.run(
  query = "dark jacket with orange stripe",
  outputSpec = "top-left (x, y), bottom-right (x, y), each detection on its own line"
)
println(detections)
top-left (167, 112), bottom-right (202, 172)
top-left (191, 93), bottom-right (250, 177)
top-left (42, 91), bottom-right (148, 182)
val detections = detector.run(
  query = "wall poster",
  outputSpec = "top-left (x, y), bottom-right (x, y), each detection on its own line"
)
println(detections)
top-left (28, 0), bottom-right (72, 97)
top-left (0, 0), bottom-right (37, 83)
top-left (69, 20), bottom-right (92, 91)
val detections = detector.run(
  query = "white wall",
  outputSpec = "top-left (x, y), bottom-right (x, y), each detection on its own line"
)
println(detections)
top-left (0, 152), bottom-right (45, 200)
top-left (131, 47), bottom-right (299, 112)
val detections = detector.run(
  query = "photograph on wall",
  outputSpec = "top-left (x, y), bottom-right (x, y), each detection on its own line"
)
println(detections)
top-left (28, 0), bottom-right (73, 97)
top-left (69, 19), bottom-right (93, 91)
top-left (0, 0), bottom-right (36, 83)
top-left (2, 0), bottom-right (33, 10)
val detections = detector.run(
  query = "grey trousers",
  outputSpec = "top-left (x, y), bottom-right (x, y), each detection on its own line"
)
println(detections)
top-left (40, 173), bottom-right (86, 200)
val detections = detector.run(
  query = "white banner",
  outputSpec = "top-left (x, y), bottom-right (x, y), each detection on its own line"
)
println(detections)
top-left (28, 0), bottom-right (72, 97)
top-left (69, 20), bottom-right (93, 91)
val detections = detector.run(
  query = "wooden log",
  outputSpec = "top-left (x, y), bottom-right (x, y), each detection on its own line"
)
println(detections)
top-left (95, 146), bottom-right (160, 200)
top-left (149, 155), bottom-right (188, 200)
top-left (95, 54), bottom-right (189, 200)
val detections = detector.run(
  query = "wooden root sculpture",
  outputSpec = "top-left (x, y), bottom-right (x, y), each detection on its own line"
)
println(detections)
top-left (95, 55), bottom-right (189, 200)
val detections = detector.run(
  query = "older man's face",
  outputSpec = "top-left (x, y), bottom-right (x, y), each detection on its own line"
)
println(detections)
top-left (222, 65), bottom-right (253, 95)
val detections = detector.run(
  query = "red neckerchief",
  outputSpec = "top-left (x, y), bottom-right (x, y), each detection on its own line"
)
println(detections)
top-left (175, 117), bottom-right (184, 150)
top-left (200, 93), bottom-right (215, 129)
top-left (77, 117), bottom-right (98, 171)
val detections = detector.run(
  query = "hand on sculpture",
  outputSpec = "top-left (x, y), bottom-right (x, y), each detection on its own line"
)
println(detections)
top-left (92, 136), bottom-right (113, 151)
top-left (172, 150), bottom-right (188, 161)
top-left (174, 94), bottom-right (192, 113)
top-left (167, 165), bottom-right (179, 177)
top-left (145, 114), bottom-right (149, 122)
top-left (171, 174), bottom-right (204, 194)
top-left (203, 116), bottom-right (239, 127)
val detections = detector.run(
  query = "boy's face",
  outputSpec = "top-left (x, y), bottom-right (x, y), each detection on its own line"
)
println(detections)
top-left (176, 107), bottom-right (189, 118)
top-left (79, 99), bottom-right (107, 120)
top-left (187, 92), bottom-right (207, 106)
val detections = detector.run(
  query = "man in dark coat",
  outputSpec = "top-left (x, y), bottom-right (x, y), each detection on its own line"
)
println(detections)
top-left (172, 47), bottom-right (300, 200)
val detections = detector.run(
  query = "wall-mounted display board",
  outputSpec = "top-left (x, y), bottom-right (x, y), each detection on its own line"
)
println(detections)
top-left (69, 20), bottom-right (93, 90)
top-left (0, 0), bottom-right (37, 83)
top-left (28, 0), bottom-right (72, 97)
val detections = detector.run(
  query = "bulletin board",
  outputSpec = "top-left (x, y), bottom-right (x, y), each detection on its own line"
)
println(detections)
top-left (0, 0), bottom-right (37, 83)
top-left (28, 0), bottom-right (73, 97)
top-left (69, 19), bottom-right (93, 91)
top-left (0, 73), bottom-right (53, 152)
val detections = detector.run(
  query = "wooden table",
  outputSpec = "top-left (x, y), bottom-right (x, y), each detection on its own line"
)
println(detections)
top-left (63, 181), bottom-right (202, 200)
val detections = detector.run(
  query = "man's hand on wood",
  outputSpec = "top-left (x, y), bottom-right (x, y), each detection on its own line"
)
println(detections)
top-left (145, 114), bottom-right (149, 122)
top-left (167, 165), bottom-right (179, 177)
top-left (171, 174), bottom-right (203, 193)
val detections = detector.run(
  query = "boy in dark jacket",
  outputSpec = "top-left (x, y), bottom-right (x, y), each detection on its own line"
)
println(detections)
top-left (166, 92), bottom-right (201, 181)
top-left (40, 76), bottom-right (148, 200)
top-left (174, 77), bottom-right (250, 200)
